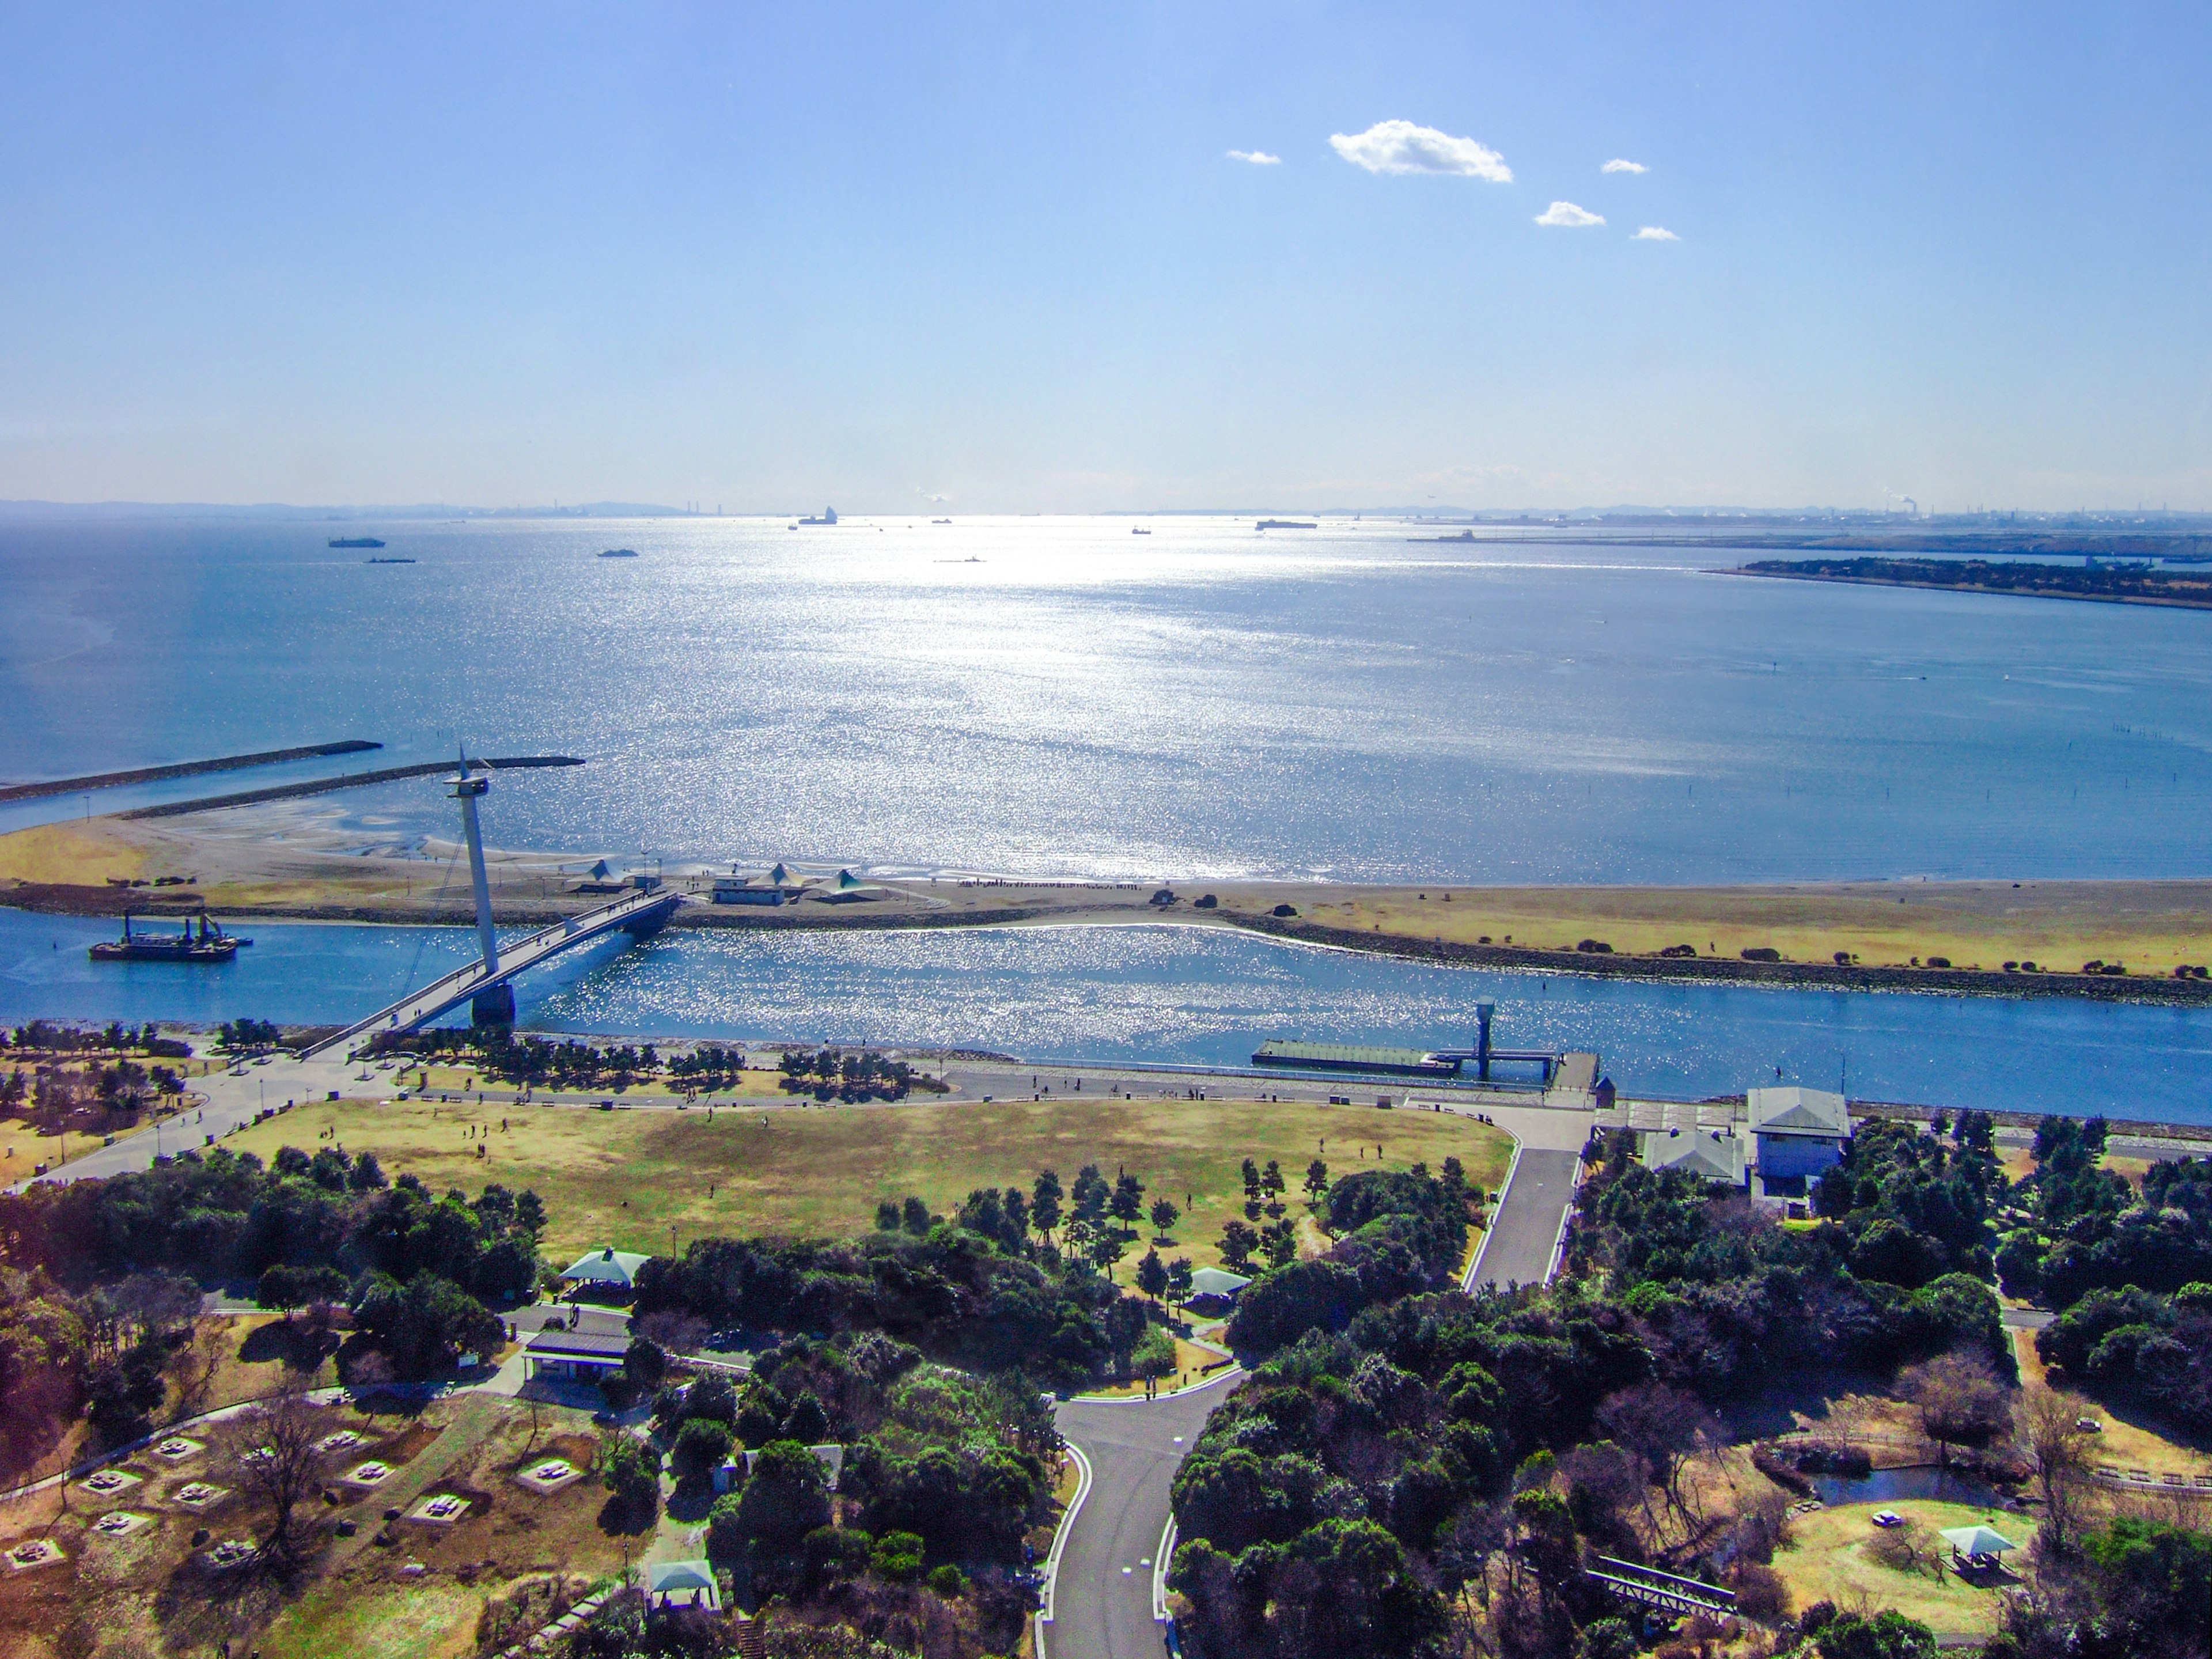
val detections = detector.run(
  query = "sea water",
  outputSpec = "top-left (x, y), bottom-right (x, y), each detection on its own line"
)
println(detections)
top-left (3, 911), bottom-right (2208, 1121)
top-left (3, 514), bottom-right (2210, 883)
top-left (4, 513), bottom-right (2211, 1115)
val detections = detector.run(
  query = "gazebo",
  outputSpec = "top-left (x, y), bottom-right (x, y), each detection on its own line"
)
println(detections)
top-left (642, 1559), bottom-right (722, 1611)
top-left (1940, 1524), bottom-right (2018, 1571)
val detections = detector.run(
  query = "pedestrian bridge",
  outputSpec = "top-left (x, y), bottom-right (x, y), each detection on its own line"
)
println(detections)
top-left (1586, 1556), bottom-right (1736, 1618)
top-left (301, 886), bottom-right (680, 1058)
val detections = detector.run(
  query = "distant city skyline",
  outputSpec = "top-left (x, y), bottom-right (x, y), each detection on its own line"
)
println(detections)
top-left (3, 4), bottom-right (2209, 512)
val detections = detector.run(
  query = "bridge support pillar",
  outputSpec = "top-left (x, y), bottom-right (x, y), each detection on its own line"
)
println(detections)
top-left (471, 983), bottom-right (516, 1029)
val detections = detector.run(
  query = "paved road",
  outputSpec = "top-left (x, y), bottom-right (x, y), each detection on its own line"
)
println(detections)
top-left (1467, 1148), bottom-right (1583, 1289)
top-left (1050, 1377), bottom-right (1239, 1659)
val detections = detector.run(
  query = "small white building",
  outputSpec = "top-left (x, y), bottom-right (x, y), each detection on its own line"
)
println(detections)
top-left (1747, 1086), bottom-right (1851, 1185)
top-left (1639, 1126), bottom-right (1748, 1186)
top-left (558, 1247), bottom-right (652, 1296)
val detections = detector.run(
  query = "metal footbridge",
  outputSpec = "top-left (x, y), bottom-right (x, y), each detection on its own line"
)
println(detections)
top-left (1586, 1556), bottom-right (1736, 1618)
top-left (302, 884), bottom-right (679, 1058)
top-left (300, 753), bottom-right (679, 1058)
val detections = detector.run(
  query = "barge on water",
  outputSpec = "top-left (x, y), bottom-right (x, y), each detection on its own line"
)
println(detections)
top-left (90, 913), bottom-right (250, 964)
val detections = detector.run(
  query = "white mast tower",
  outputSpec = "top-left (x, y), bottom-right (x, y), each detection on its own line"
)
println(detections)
top-left (448, 749), bottom-right (516, 1025)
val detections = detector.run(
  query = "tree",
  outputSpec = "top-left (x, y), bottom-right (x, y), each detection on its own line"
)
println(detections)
top-left (1263, 1218), bottom-right (1298, 1269)
top-left (624, 1336), bottom-right (668, 1392)
top-left (219, 1382), bottom-right (329, 1562)
top-left (1899, 1352), bottom-right (2009, 1466)
top-left (258, 1263), bottom-right (349, 1319)
top-left (1109, 1172), bottom-right (1146, 1233)
top-left (672, 1416), bottom-right (734, 1483)
top-left (600, 1429), bottom-right (661, 1525)
top-left (2015, 1386), bottom-right (2096, 1556)
top-left (1262, 1159), bottom-right (1285, 1199)
top-left (1305, 1158), bottom-right (1330, 1200)
top-left (1594, 1383), bottom-right (1722, 1534)
top-left (1130, 1325), bottom-right (1176, 1380)
top-left (1136, 1249), bottom-right (1169, 1302)
top-left (1031, 1171), bottom-right (1062, 1243)
top-left (1089, 1230), bottom-right (1126, 1273)
top-left (1165, 1257), bottom-right (1194, 1310)
top-left (1149, 1198), bottom-right (1180, 1241)
top-left (726, 1439), bottom-right (831, 1561)
top-left (1219, 1219), bottom-right (1259, 1272)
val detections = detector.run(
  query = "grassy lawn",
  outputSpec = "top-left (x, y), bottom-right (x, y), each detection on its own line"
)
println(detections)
top-left (2012, 1328), bottom-right (2210, 1478)
top-left (225, 1094), bottom-right (1512, 1266)
top-left (1303, 880), bottom-right (2212, 976)
top-left (1773, 1500), bottom-right (2019, 1637)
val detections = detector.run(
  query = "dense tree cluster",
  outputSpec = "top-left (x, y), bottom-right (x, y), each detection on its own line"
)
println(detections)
top-left (633, 1222), bottom-right (1150, 1389)
top-left (0, 1144), bottom-right (541, 1384)
top-left (1812, 1113), bottom-right (2005, 1288)
top-left (5, 1020), bottom-right (191, 1058)
top-left (1168, 1137), bottom-right (2025, 1659)
top-left (645, 1331), bottom-right (1052, 1657)
top-left (779, 1048), bottom-right (938, 1103)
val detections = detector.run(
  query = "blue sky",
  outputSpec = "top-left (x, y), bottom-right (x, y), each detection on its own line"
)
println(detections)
top-left (3, 3), bottom-right (2209, 512)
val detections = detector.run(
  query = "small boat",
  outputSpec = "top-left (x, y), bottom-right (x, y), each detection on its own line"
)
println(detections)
top-left (90, 912), bottom-right (248, 964)
top-left (365, 556), bottom-right (416, 563)
top-left (329, 536), bottom-right (385, 549)
top-left (598, 548), bottom-right (638, 558)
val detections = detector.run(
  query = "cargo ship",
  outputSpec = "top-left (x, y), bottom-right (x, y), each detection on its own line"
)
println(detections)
top-left (598, 548), bottom-right (639, 558)
top-left (329, 536), bottom-right (385, 549)
top-left (89, 912), bottom-right (249, 964)
top-left (1255, 520), bottom-right (1316, 531)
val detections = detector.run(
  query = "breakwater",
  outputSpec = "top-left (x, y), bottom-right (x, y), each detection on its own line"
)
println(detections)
top-left (0, 739), bottom-right (381, 804)
top-left (120, 755), bottom-right (586, 820)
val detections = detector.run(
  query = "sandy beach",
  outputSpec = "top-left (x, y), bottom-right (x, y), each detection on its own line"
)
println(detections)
top-left (3, 803), bottom-right (2210, 1002)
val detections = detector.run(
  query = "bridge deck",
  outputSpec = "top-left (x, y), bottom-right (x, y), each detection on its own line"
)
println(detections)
top-left (1587, 1556), bottom-right (1734, 1618)
top-left (303, 888), bottom-right (681, 1057)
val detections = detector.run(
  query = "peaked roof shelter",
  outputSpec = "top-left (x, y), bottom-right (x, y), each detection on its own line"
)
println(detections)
top-left (1747, 1085), bottom-right (1851, 1137)
top-left (558, 1247), bottom-right (652, 1291)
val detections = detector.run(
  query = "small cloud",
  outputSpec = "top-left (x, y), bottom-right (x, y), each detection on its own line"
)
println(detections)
top-left (1602, 158), bottom-right (1647, 174)
top-left (1633, 226), bottom-right (1679, 241)
top-left (1227, 149), bottom-right (1281, 165)
top-left (1535, 200), bottom-right (1604, 228)
top-left (1329, 120), bottom-right (1511, 181)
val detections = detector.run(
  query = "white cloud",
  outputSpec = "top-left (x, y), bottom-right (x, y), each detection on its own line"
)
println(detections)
top-left (1227, 149), bottom-right (1281, 165)
top-left (1328, 120), bottom-right (1511, 181)
top-left (1535, 200), bottom-right (1604, 228)
top-left (1602, 158), bottom-right (1647, 174)
top-left (1633, 225), bottom-right (1679, 241)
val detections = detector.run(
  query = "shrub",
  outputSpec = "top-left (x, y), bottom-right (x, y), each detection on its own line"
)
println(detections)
top-left (872, 1528), bottom-right (925, 1582)
top-left (926, 1562), bottom-right (967, 1596)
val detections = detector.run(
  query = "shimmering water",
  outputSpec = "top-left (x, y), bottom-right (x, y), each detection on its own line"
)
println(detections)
top-left (6, 514), bottom-right (2211, 1114)
top-left (4, 515), bottom-right (2210, 882)
top-left (6, 910), bottom-right (2209, 1119)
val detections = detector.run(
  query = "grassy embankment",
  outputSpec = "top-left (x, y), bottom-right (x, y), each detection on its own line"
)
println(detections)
top-left (1296, 882), bottom-right (2212, 978)
top-left (10, 815), bottom-right (2212, 978)
top-left (226, 1094), bottom-right (1513, 1268)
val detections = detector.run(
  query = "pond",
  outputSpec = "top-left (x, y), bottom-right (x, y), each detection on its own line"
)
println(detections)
top-left (1809, 1464), bottom-right (2018, 1510)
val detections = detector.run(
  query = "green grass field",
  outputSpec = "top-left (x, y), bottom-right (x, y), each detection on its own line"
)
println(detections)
top-left (1772, 1500), bottom-right (2017, 1636)
top-left (228, 1094), bottom-right (1513, 1268)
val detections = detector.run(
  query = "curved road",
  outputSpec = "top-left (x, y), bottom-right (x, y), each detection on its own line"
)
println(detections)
top-left (1048, 1377), bottom-right (1239, 1659)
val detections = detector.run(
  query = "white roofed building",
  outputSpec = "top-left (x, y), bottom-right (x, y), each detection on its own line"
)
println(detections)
top-left (1747, 1085), bottom-right (1851, 1187)
top-left (1638, 1127), bottom-right (1747, 1186)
